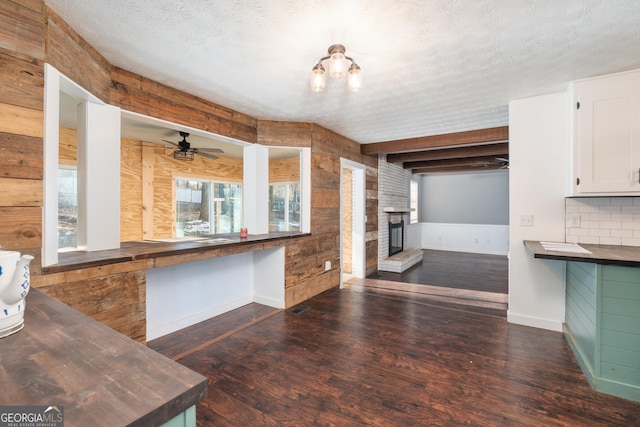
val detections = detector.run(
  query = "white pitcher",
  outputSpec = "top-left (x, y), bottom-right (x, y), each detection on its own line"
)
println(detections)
top-left (0, 251), bottom-right (34, 338)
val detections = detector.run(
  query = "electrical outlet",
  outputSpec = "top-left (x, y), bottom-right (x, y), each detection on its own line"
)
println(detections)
top-left (570, 214), bottom-right (581, 228)
top-left (519, 214), bottom-right (534, 226)
top-left (325, 260), bottom-right (331, 271)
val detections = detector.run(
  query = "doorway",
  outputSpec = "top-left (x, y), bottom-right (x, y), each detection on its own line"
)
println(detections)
top-left (340, 159), bottom-right (366, 286)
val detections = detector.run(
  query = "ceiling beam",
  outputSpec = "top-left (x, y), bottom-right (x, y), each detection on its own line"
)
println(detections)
top-left (403, 155), bottom-right (507, 170)
top-left (361, 126), bottom-right (509, 155)
top-left (412, 164), bottom-right (504, 174)
top-left (387, 142), bottom-right (508, 163)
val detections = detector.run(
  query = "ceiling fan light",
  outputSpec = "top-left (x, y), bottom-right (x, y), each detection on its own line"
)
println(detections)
top-left (348, 63), bottom-right (362, 92)
top-left (310, 63), bottom-right (326, 92)
top-left (173, 150), bottom-right (194, 161)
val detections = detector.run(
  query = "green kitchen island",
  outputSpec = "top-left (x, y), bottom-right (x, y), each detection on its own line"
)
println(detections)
top-left (525, 241), bottom-right (640, 403)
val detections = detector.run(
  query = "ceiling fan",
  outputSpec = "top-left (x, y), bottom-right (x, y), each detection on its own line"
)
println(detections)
top-left (483, 157), bottom-right (509, 169)
top-left (163, 131), bottom-right (224, 161)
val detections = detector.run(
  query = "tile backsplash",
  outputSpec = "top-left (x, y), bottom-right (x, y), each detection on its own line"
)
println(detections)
top-left (566, 197), bottom-right (640, 246)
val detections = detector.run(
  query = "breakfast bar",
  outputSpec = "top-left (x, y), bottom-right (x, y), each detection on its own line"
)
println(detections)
top-left (524, 240), bottom-right (640, 403)
top-left (0, 289), bottom-right (207, 427)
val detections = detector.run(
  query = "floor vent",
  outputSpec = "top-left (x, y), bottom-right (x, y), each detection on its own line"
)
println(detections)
top-left (289, 305), bottom-right (310, 314)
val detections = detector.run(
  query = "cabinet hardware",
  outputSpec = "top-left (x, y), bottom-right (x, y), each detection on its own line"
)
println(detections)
top-left (576, 177), bottom-right (580, 186)
top-left (576, 102), bottom-right (580, 109)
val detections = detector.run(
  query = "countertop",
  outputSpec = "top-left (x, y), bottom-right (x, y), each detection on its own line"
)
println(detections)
top-left (0, 289), bottom-right (207, 426)
top-left (524, 240), bottom-right (640, 267)
top-left (44, 231), bottom-right (309, 273)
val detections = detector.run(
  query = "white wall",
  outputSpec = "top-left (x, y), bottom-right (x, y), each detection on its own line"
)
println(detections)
top-left (421, 223), bottom-right (509, 255)
top-left (377, 154), bottom-right (411, 264)
top-left (146, 247), bottom-right (286, 340)
top-left (508, 91), bottom-right (569, 332)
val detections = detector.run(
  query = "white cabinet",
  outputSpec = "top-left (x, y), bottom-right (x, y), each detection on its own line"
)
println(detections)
top-left (571, 69), bottom-right (640, 195)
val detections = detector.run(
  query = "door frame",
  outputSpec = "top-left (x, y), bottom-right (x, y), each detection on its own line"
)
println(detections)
top-left (340, 158), bottom-right (366, 286)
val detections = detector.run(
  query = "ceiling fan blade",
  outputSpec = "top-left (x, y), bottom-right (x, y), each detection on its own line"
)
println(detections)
top-left (196, 151), bottom-right (219, 161)
top-left (162, 139), bottom-right (180, 148)
top-left (196, 148), bottom-right (224, 153)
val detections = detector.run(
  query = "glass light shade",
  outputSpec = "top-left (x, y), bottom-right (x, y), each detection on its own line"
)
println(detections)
top-left (348, 64), bottom-right (362, 92)
top-left (310, 66), bottom-right (326, 92)
top-left (329, 51), bottom-right (346, 79)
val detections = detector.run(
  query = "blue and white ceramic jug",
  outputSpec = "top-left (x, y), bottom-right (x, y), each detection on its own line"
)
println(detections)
top-left (0, 251), bottom-right (33, 338)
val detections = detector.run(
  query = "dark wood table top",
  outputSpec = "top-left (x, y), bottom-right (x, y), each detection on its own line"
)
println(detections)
top-left (524, 240), bottom-right (640, 267)
top-left (44, 231), bottom-right (309, 273)
top-left (0, 289), bottom-right (207, 427)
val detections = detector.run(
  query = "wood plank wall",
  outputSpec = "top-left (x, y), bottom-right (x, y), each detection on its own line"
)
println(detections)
top-left (3, 2), bottom-right (379, 341)
top-left (342, 168), bottom-right (353, 274)
top-left (258, 121), bottom-right (378, 307)
top-left (0, 0), bottom-right (45, 272)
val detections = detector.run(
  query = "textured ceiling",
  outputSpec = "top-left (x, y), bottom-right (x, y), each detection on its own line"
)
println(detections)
top-left (45, 0), bottom-right (640, 145)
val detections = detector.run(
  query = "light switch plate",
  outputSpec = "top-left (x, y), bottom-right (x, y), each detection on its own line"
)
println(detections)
top-left (519, 214), bottom-right (534, 226)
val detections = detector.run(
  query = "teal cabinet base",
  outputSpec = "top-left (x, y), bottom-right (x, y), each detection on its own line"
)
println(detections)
top-left (565, 262), bottom-right (640, 403)
top-left (565, 324), bottom-right (640, 402)
top-left (161, 406), bottom-right (196, 427)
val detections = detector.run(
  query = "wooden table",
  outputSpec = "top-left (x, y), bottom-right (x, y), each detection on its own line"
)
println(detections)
top-left (0, 289), bottom-right (207, 426)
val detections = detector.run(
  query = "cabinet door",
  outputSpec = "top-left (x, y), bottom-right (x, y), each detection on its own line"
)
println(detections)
top-left (575, 84), bottom-right (640, 194)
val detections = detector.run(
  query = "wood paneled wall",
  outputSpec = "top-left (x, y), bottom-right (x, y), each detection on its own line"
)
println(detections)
top-left (269, 157), bottom-right (300, 183)
top-left (258, 121), bottom-right (378, 307)
top-left (342, 168), bottom-right (353, 274)
top-left (110, 67), bottom-right (258, 143)
top-left (45, 6), bottom-right (111, 103)
top-left (2, 2), bottom-right (379, 341)
top-left (0, 0), bottom-right (45, 271)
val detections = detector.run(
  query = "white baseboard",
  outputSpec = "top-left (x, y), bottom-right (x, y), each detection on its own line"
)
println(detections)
top-left (253, 294), bottom-right (284, 309)
top-left (507, 311), bottom-right (563, 332)
top-left (147, 296), bottom-right (253, 341)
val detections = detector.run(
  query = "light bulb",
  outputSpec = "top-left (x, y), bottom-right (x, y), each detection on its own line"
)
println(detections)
top-left (329, 51), bottom-right (346, 79)
top-left (310, 64), bottom-right (326, 92)
top-left (348, 63), bottom-right (362, 92)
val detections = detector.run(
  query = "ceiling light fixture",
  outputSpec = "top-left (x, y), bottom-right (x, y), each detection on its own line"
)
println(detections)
top-left (310, 44), bottom-right (362, 93)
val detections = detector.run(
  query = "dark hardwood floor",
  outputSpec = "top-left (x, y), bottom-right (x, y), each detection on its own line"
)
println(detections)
top-left (369, 249), bottom-right (509, 294)
top-left (153, 286), bottom-right (640, 426)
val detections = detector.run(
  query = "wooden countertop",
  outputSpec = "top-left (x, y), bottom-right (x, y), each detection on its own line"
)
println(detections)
top-left (0, 289), bottom-right (207, 426)
top-left (524, 240), bottom-right (640, 267)
top-left (44, 231), bottom-right (309, 274)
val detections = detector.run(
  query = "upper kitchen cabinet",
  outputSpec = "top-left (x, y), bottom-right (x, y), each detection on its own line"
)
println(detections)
top-left (570, 69), bottom-right (640, 195)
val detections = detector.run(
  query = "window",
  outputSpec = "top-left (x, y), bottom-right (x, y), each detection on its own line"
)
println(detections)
top-left (410, 179), bottom-right (419, 224)
top-left (176, 178), bottom-right (242, 237)
top-left (269, 182), bottom-right (300, 232)
top-left (58, 166), bottom-right (78, 250)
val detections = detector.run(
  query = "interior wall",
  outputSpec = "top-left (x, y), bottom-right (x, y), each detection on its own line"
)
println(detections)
top-left (269, 157), bottom-right (300, 183)
top-left (3, 1), bottom-right (378, 338)
top-left (257, 120), bottom-right (378, 306)
top-left (508, 91), bottom-right (568, 332)
top-left (342, 168), bottom-right (353, 274)
top-left (420, 170), bottom-right (509, 225)
top-left (0, 0), bottom-right (45, 272)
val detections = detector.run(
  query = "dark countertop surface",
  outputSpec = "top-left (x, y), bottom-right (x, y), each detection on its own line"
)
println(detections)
top-left (524, 240), bottom-right (640, 267)
top-left (0, 289), bottom-right (207, 427)
top-left (44, 231), bottom-right (309, 273)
